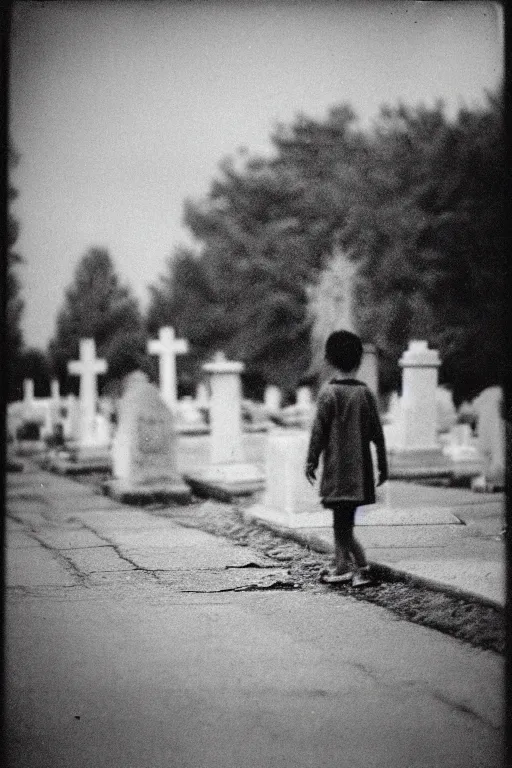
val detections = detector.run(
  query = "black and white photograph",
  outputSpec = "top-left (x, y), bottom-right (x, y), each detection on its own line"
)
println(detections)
top-left (5, 1), bottom-right (507, 766)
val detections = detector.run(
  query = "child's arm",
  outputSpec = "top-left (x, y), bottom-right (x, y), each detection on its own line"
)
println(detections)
top-left (305, 389), bottom-right (332, 484)
top-left (367, 391), bottom-right (388, 485)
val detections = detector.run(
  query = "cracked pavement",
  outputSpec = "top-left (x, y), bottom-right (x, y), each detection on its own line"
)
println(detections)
top-left (5, 464), bottom-right (504, 768)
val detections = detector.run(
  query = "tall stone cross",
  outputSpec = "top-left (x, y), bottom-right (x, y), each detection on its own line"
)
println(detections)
top-left (147, 326), bottom-right (188, 410)
top-left (67, 338), bottom-right (107, 445)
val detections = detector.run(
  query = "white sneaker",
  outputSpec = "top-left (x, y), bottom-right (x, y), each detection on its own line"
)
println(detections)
top-left (320, 569), bottom-right (354, 584)
top-left (352, 568), bottom-right (372, 587)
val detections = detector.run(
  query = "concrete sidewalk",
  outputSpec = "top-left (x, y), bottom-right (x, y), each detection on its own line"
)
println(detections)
top-left (244, 481), bottom-right (506, 608)
top-left (7, 458), bottom-right (506, 609)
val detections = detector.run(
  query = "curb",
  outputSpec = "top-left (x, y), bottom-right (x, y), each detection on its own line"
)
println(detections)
top-left (238, 507), bottom-right (505, 613)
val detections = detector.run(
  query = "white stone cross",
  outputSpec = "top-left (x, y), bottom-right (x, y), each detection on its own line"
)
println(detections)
top-left (147, 326), bottom-right (189, 410)
top-left (67, 338), bottom-right (107, 445)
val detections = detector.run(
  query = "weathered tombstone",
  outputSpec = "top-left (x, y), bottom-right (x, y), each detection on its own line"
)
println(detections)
top-left (183, 352), bottom-right (264, 500)
top-left (105, 370), bottom-right (191, 503)
top-left (472, 386), bottom-right (505, 492)
top-left (147, 326), bottom-right (188, 411)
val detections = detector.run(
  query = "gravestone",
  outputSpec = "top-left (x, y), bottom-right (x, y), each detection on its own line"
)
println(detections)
top-left (147, 326), bottom-right (188, 411)
top-left (62, 394), bottom-right (81, 441)
top-left (49, 339), bottom-right (110, 472)
top-left (386, 341), bottom-right (451, 479)
top-left (263, 385), bottom-right (281, 413)
top-left (436, 386), bottom-right (457, 433)
top-left (472, 386), bottom-right (505, 492)
top-left (183, 352), bottom-right (264, 500)
top-left (249, 430), bottom-right (331, 528)
top-left (67, 338), bottom-right (107, 446)
top-left (247, 432), bottom-right (462, 529)
top-left (105, 370), bottom-right (191, 503)
top-left (441, 423), bottom-right (483, 480)
top-left (175, 396), bottom-right (209, 435)
top-left (41, 379), bottom-right (62, 439)
top-left (296, 386), bottom-right (312, 409)
top-left (316, 251), bottom-right (379, 395)
top-left (22, 378), bottom-right (34, 418)
top-left (195, 381), bottom-right (210, 409)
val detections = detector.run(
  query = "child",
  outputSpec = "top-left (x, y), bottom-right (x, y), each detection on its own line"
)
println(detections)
top-left (305, 330), bottom-right (388, 587)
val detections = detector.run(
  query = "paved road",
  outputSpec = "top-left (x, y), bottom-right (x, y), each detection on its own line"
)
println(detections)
top-left (5, 465), bottom-right (504, 768)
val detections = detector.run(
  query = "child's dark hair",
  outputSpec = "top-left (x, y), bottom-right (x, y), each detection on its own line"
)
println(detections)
top-left (325, 330), bottom-right (363, 372)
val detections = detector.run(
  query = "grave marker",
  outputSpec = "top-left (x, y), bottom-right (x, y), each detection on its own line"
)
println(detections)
top-left (147, 326), bottom-right (188, 410)
top-left (183, 352), bottom-right (264, 500)
top-left (67, 338), bottom-right (107, 446)
top-left (106, 370), bottom-right (191, 503)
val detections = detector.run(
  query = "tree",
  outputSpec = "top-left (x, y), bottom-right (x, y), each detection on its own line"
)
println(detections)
top-left (171, 93), bottom-right (504, 401)
top-left (48, 247), bottom-right (145, 392)
top-left (6, 143), bottom-right (25, 400)
top-left (341, 93), bottom-right (504, 401)
top-left (146, 246), bottom-right (224, 394)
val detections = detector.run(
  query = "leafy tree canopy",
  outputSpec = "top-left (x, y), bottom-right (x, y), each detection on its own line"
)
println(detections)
top-left (149, 91), bottom-right (504, 402)
top-left (48, 247), bottom-right (145, 393)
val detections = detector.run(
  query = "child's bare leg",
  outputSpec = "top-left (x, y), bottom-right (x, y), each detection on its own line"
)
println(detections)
top-left (333, 509), bottom-right (354, 573)
top-left (346, 531), bottom-right (367, 569)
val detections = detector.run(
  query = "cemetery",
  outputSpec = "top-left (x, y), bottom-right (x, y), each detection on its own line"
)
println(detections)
top-left (6, 323), bottom-right (506, 606)
top-left (8, 325), bottom-right (504, 496)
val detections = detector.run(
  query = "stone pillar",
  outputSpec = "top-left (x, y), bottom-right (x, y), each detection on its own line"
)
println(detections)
top-left (203, 352), bottom-right (245, 464)
top-left (23, 378), bottom-right (34, 405)
top-left (472, 386), bottom-right (505, 490)
top-left (183, 352), bottom-right (264, 500)
top-left (398, 340), bottom-right (441, 452)
top-left (264, 385), bottom-right (281, 412)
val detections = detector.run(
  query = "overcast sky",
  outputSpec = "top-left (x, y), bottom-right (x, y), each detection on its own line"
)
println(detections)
top-left (10, 0), bottom-right (503, 350)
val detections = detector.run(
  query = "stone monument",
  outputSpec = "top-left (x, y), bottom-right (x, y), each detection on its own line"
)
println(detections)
top-left (386, 340), bottom-right (449, 478)
top-left (312, 249), bottom-right (378, 395)
top-left (50, 339), bottom-right (111, 472)
top-left (183, 352), bottom-right (265, 500)
top-left (147, 326), bottom-right (188, 411)
top-left (263, 385), bottom-right (281, 414)
top-left (248, 430), bottom-right (331, 528)
top-left (105, 370), bottom-right (191, 503)
top-left (472, 386), bottom-right (505, 492)
top-left (67, 338), bottom-right (107, 446)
